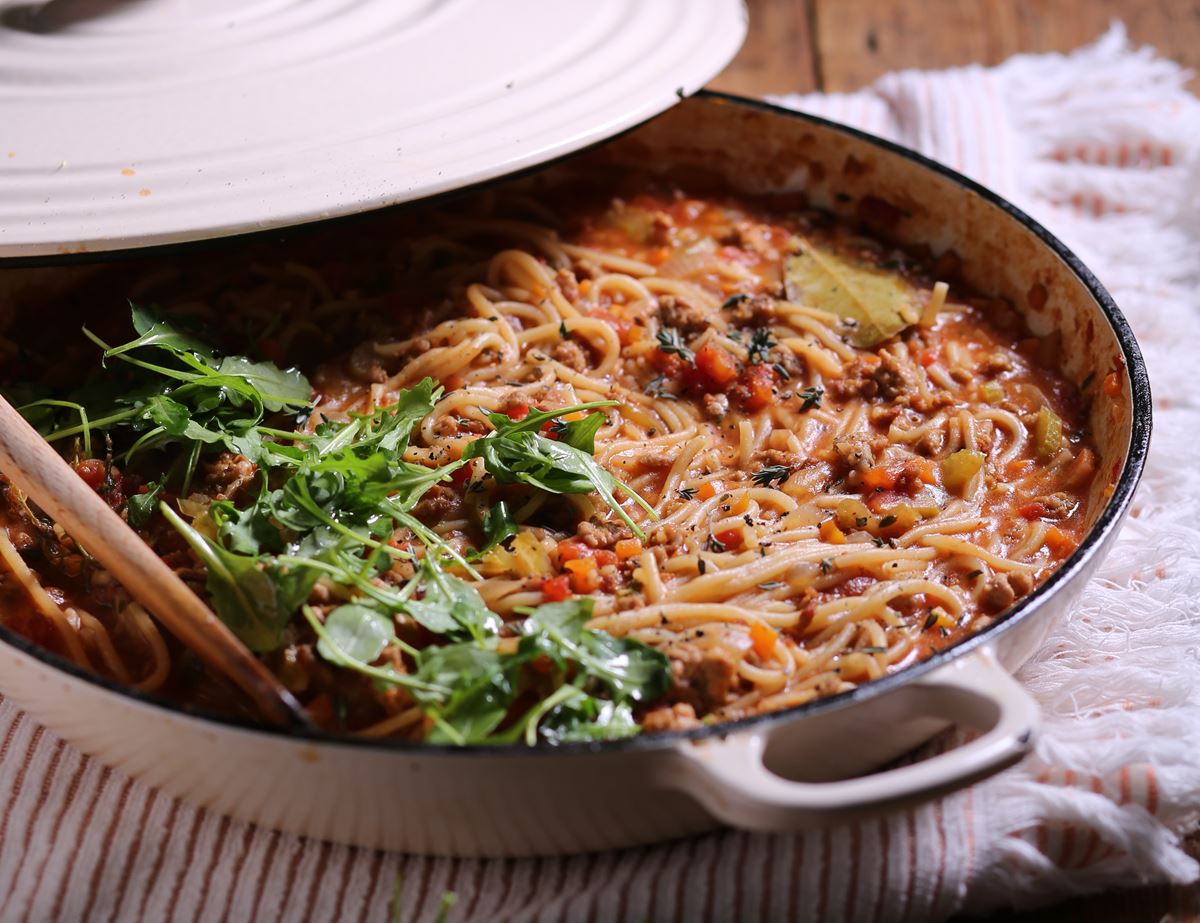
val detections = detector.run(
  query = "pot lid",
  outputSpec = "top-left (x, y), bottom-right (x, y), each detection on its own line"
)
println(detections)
top-left (0, 0), bottom-right (747, 257)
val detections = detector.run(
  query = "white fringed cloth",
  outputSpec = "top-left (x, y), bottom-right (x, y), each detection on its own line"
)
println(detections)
top-left (2, 25), bottom-right (1199, 923)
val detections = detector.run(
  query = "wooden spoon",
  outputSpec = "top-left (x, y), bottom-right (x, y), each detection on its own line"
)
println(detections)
top-left (0, 397), bottom-right (309, 729)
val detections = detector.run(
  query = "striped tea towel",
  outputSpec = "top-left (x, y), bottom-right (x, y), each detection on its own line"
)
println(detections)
top-left (2, 23), bottom-right (1200, 922)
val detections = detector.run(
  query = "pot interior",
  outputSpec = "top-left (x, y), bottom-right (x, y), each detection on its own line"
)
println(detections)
top-left (0, 94), bottom-right (1145, 749)
top-left (585, 94), bottom-right (1139, 535)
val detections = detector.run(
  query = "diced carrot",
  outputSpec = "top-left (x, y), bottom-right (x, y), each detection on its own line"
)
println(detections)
top-left (1044, 526), bottom-right (1074, 557)
top-left (1103, 370), bottom-right (1121, 398)
top-left (715, 527), bottom-right (743, 549)
top-left (542, 574), bottom-right (573, 601)
top-left (729, 492), bottom-right (751, 514)
top-left (915, 459), bottom-right (937, 485)
top-left (615, 538), bottom-right (643, 560)
top-left (819, 519), bottom-right (846, 544)
top-left (564, 558), bottom-right (600, 593)
top-left (579, 279), bottom-right (592, 295)
top-left (695, 342), bottom-right (740, 389)
top-left (697, 480), bottom-right (722, 500)
top-left (750, 621), bottom-right (779, 660)
top-left (860, 466), bottom-right (899, 491)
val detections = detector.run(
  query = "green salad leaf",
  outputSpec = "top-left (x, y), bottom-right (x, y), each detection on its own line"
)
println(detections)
top-left (463, 402), bottom-right (656, 541)
top-left (18, 308), bottom-right (674, 745)
top-left (163, 504), bottom-right (318, 653)
top-left (318, 604), bottom-right (397, 665)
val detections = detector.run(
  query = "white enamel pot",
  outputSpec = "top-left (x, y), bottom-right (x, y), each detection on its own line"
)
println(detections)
top-left (0, 94), bottom-right (1151, 857)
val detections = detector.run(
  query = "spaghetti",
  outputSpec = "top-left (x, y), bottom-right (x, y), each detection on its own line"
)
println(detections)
top-left (0, 177), bottom-right (1099, 742)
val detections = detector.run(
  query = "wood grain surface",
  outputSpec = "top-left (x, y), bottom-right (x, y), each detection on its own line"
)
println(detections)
top-left (711, 2), bottom-right (1200, 921)
top-left (710, 0), bottom-right (1200, 96)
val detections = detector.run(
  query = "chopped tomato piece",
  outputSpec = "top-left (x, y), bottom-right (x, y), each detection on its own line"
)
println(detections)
top-left (594, 311), bottom-right (634, 346)
top-left (919, 348), bottom-right (938, 367)
top-left (504, 402), bottom-right (531, 421)
top-left (715, 527), bottom-right (743, 549)
top-left (694, 342), bottom-right (740, 389)
top-left (750, 621), bottom-right (779, 660)
top-left (556, 540), bottom-right (589, 562)
top-left (74, 459), bottom-right (107, 490)
top-left (650, 348), bottom-right (685, 377)
top-left (557, 541), bottom-right (618, 568)
top-left (305, 694), bottom-right (335, 729)
top-left (736, 363), bottom-right (777, 412)
top-left (592, 549), bottom-right (619, 568)
top-left (450, 465), bottom-right (471, 488)
top-left (541, 575), bottom-right (573, 602)
top-left (1018, 501), bottom-right (1046, 520)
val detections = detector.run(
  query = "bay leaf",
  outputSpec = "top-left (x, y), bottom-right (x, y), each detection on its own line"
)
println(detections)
top-left (784, 242), bottom-right (921, 348)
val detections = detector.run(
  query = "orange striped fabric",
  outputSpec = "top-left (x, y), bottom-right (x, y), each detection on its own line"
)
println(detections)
top-left (0, 695), bottom-right (982, 922)
top-left (0, 696), bottom-right (1174, 922)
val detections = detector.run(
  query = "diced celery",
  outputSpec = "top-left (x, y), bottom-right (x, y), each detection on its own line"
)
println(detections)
top-left (876, 504), bottom-right (920, 535)
top-left (1033, 407), bottom-right (1063, 460)
top-left (835, 497), bottom-right (873, 531)
top-left (940, 449), bottom-right (985, 496)
top-left (979, 380), bottom-right (1004, 403)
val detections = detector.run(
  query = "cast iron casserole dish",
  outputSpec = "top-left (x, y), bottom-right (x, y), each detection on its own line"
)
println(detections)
top-left (0, 94), bottom-right (1151, 857)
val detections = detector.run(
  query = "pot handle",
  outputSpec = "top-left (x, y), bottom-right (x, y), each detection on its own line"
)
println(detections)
top-left (671, 650), bottom-right (1038, 830)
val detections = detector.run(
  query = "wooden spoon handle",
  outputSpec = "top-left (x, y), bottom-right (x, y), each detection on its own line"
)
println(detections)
top-left (0, 397), bottom-right (307, 729)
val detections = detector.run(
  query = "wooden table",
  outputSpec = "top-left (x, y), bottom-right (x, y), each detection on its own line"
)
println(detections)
top-left (710, 3), bottom-right (1200, 921)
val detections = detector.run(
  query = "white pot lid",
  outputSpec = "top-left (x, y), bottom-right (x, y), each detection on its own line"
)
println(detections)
top-left (0, 0), bottom-right (746, 257)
